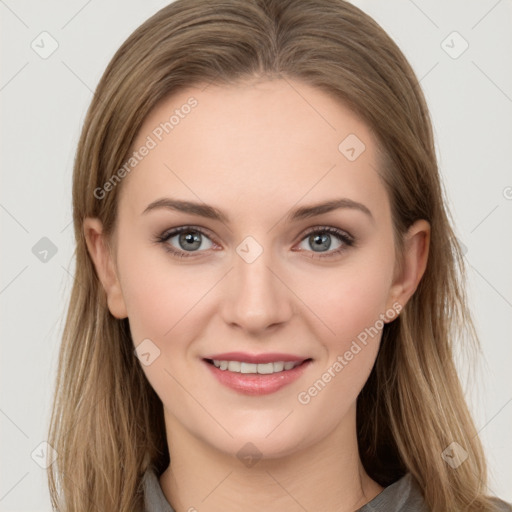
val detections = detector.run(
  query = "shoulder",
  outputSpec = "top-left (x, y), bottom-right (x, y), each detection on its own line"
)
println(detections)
top-left (141, 466), bottom-right (175, 512)
top-left (357, 473), bottom-right (427, 511)
top-left (357, 473), bottom-right (512, 512)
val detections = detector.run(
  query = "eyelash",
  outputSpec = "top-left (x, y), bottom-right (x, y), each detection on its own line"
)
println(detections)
top-left (153, 225), bottom-right (355, 260)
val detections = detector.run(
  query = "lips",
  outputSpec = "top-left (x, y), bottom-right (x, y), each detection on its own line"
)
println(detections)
top-left (203, 352), bottom-right (312, 395)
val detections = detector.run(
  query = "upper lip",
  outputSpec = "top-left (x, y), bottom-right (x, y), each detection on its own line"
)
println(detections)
top-left (204, 352), bottom-right (310, 364)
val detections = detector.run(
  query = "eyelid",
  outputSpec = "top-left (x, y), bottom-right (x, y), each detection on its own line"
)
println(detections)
top-left (157, 225), bottom-right (217, 243)
top-left (299, 225), bottom-right (354, 244)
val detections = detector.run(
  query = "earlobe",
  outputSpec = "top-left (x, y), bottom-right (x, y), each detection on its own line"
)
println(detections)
top-left (83, 217), bottom-right (128, 319)
top-left (386, 219), bottom-right (430, 316)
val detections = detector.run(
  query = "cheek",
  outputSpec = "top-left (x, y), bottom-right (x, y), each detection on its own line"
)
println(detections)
top-left (301, 250), bottom-right (395, 347)
top-left (295, 282), bottom-right (391, 424)
top-left (116, 244), bottom-right (210, 408)
top-left (293, 244), bottom-right (395, 403)
top-left (119, 259), bottom-right (171, 343)
top-left (117, 238), bottom-right (210, 344)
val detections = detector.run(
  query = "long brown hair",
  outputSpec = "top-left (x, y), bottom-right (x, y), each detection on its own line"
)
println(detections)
top-left (48, 0), bottom-right (500, 510)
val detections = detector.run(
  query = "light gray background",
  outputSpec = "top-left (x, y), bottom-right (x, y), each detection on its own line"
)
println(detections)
top-left (1, 0), bottom-right (511, 509)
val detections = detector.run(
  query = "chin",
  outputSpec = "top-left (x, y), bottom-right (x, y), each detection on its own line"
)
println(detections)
top-left (196, 416), bottom-right (321, 463)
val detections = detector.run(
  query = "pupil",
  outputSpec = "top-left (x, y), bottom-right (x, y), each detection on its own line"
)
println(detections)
top-left (180, 231), bottom-right (201, 251)
top-left (311, 233), bottom-right (330, 252)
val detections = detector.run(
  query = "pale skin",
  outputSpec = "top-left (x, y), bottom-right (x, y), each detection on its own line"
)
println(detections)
top-left (84, 79), bottom-right (430, 512)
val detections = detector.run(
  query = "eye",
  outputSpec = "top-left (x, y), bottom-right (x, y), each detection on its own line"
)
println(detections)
top-left (154, 226), bottom-right (216, 258)
top-left (295, 226), bottom-right (355, 258)
top-left (154, 225), bottom-right (355, 260)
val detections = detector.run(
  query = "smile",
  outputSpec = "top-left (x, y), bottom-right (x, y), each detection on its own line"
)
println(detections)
top-left (203, 354), bottom-right (313, 395)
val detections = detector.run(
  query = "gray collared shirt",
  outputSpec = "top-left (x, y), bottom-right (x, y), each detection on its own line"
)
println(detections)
top-left (142, 468), bottom-right (512, 511)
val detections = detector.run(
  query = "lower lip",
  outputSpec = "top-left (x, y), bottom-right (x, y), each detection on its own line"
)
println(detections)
top-left (204, 360), bottom-right (311, 396)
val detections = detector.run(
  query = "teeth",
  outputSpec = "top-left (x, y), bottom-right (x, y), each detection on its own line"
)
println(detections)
top-left (240, 362), bottom-right (257, 373)
top-left (273, 361), bottom-right (284, 372)
top-left (211, 360), bottom-right (302, 374)
top-left (227, 361), bottom-right (241, 372)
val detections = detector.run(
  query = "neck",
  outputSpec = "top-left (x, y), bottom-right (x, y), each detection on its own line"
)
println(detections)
top-left (159, 406), bottom-right (384, 512)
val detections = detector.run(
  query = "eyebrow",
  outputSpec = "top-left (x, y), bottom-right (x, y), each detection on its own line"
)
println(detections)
top-left (142, 197), bottom-right (374, 224)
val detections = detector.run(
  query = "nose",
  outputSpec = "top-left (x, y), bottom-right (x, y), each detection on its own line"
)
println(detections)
top-left (220, 243), bottom-right (294, 335)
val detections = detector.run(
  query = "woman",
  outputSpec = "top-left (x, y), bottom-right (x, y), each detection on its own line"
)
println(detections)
top-left (47, 0), bottom-right (512, 511)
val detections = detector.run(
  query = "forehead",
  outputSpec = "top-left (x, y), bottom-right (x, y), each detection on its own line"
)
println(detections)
top-left (118, 79), bottom-right (388, 223)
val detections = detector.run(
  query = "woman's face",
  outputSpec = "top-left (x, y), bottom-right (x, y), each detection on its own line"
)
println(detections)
top-left (91, 79), bottom-right (424, 459)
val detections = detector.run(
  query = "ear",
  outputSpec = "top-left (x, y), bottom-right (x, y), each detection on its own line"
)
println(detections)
top-left (83, 217), bottom-right (128, 319)
top-left (385, 219), bottom-right (430, 316)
